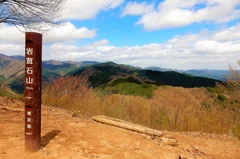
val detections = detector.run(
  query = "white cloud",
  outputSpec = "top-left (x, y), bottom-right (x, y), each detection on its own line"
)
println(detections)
top-left (135, 0), bottom-right (240, 30)
top-left (0, 25), bottom-right (24, 44)
top-left (44, 22), bottom-right (96, 44)
top-left (90, 39), bottom-right (109, 47)
top-left (49, 43), bottom-right (79, 52)
top-left (42, 24), bottom-right (240, 69)
top-left (108, 0), bottom-right (124, 9)
top-left (193, 40), bottom-right (240, 54)
top-left (122, 2), bottom-right (154, 17)
top-left (1, 24), bottom-right (240, 70)
top-left (62, 0), bottom-right (124, 20)
top-left (168, 34), bottom-right (200, 44)
top-left (0, 22), bottom-right (96, 45)
top-left (212, 23), bottom-right (240, 41)
top-left (137, 9), bottom-right (194, 30)
top-left (47, 39), bottom-right (112, 59)
top-left (0, 43), bottom-right (24, 56)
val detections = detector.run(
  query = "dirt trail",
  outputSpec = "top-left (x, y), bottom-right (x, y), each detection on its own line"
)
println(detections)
top-left (0, 97), bottom-right (239, 159)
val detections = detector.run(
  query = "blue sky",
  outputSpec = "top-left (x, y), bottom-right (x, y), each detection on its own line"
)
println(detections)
top-left (71, 1), bottom-right (222, 46)
top-left (0, 0), bottom-right (240, 70)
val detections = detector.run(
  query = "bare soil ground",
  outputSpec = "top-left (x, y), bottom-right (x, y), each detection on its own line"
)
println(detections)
top-left (0, 97), bottom-right (240, 159)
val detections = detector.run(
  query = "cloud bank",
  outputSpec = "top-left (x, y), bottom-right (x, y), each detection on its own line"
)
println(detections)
top-left (1, 23), bottom-right (239, 70)
top-left (0, 22), bottom-right (96, 44)
top-left (124, 0), bottom-right (240, 30)
top-left (1, 0), bottom-right (239, 70)
top-left (62, 0), bottom-right (124, 20)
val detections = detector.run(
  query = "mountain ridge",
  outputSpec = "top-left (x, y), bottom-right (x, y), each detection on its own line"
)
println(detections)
top-left (1, 54), bottom-right (232, 80)
top-left (71, 62), bottom-right (221, 88)
top-left (0, 53), bottom-right (225, 93)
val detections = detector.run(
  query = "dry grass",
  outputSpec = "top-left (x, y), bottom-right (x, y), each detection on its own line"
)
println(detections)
top-left (42, 76), bottom-right (240, 139)
top-left (226, 60), bottom-right (240, 89)
top-left (0, 83), bottom-right (23, 99)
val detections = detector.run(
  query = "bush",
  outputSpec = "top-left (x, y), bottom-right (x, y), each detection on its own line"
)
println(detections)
top-left (42, 76), bottom-right (93, 112)
top-left (232, 125), bottom-right (240, 139)
top-left (217, 94), bottom-right (227, 101)
top-left (207, 87), bottom-right (221, 93)
top-left (0, 83), bottom-right (22, 99)
top-left (106, 82), bottom-right (157, 99)
top-left (226, 60), bottom-right (240, 90)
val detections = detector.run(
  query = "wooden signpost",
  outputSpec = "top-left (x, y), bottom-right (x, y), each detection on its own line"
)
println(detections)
top-left (25, 32), bottom-right (42, 152)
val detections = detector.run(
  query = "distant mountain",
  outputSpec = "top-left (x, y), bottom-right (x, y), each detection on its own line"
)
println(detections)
top-left (71, 62), bottom-right (137, 87)
top-left (0, 54), bottom-right (64, 83)
top-left (81, 61), bottom-right (99, 66)
top-left (0, 75), bottom-right (5, 84)
top-left (0, 53), bottom-right (98, 93)
top-left (139, 70), bottom-right (219, 88)
top-left (0, 54), bottom-right (24, 79)
top-left (42, 60), bottom-right (79, 75)
top-left (145, 67), bottom-right (182, 73)
top-left (0, 54), bottom-right (98, 78)
top-left (71, 62), bottom-right (220, 88)
top-left (0, 53), bottom-right (226, 93)
top-left (10, 55), bottom-right (25, 61)
top-left (145, 67), bottom-right (232, 81)
top-left (184, 70), bottom-right (232, 81)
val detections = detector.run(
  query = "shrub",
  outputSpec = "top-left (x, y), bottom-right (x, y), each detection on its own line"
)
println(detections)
top-left (226, 60), bottom-right (240, 90)
top-left (207, 87), bottom-right (221, 93)
top-left (232, 125), bottom-right (240, 139)
top-left (106, 82), bottom-right (157, 99)
top-left (0, 83), bottom-right (22, 99)
top-left (217, 94), bottom-right (227, 101)
top-left (42, 76), bottom-right (93, 112)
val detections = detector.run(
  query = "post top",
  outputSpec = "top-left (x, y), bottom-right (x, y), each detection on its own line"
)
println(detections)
top-left (25, 32), bottom-right (42, 36)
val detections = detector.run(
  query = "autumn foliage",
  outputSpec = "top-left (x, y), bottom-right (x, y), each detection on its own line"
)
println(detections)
top-left (42, 76), bottom-right (240, 139)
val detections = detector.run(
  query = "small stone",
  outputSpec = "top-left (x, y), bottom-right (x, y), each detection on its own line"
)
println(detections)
top-left (59, 138), bottom-right (66, 142)
top-left (72, 112), bottom-right (86, 119)
top-left (163, 134), bottom-right (175, 139)
top-left (40, 149), bottom-right (48, 157)
top-left (151, 135), bottom-right (157, 140)
top-left (142, 134), bottom-right (151, 139)
top-left (179, 154), bottom-right (187, 159)
top-left (162, 153), bottom-right (179, 159)
top-left (47, 150), bottom-right (58, 157)
top-left (161, 137), bottom-right (178, 146)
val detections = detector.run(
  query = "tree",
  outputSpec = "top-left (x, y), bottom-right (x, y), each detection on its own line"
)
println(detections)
top-left (0, 0), bottom-right (65, 30)
top-left (226, 60), bottom-right (240, 90)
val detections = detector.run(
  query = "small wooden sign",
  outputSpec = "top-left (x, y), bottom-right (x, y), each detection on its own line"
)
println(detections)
top-left (25, 32), bottom-right (42, 152)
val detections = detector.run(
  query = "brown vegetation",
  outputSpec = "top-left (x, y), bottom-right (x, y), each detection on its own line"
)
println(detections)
top-left (226, 60), bottom-right (240, 89)
top-left (42, 76), bottom-right (240, 139)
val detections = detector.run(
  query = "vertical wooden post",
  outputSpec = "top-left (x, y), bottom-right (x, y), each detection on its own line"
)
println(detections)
top-left (25, 32), bottom-right (42, 152)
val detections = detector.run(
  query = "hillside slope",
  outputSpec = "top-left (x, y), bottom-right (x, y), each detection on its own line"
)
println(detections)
top-left (0, 97), bottom-right (239, 159)
top-left (71, 62), bottom-right (221, 88)
top-left (0, 54), bottom-right (24, 79)
top-left (0, 54), bottom-right (99, 92)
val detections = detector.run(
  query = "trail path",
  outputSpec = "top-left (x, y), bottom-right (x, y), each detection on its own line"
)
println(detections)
top-left (0, 97), bottom-right (239, 159)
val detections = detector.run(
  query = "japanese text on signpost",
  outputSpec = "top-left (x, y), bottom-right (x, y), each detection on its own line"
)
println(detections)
top-left (25, 32), bottom-right (42, 152)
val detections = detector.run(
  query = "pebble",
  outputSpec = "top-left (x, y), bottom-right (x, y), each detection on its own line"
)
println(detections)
top-left (161, 137), bottom-right (178, 146)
